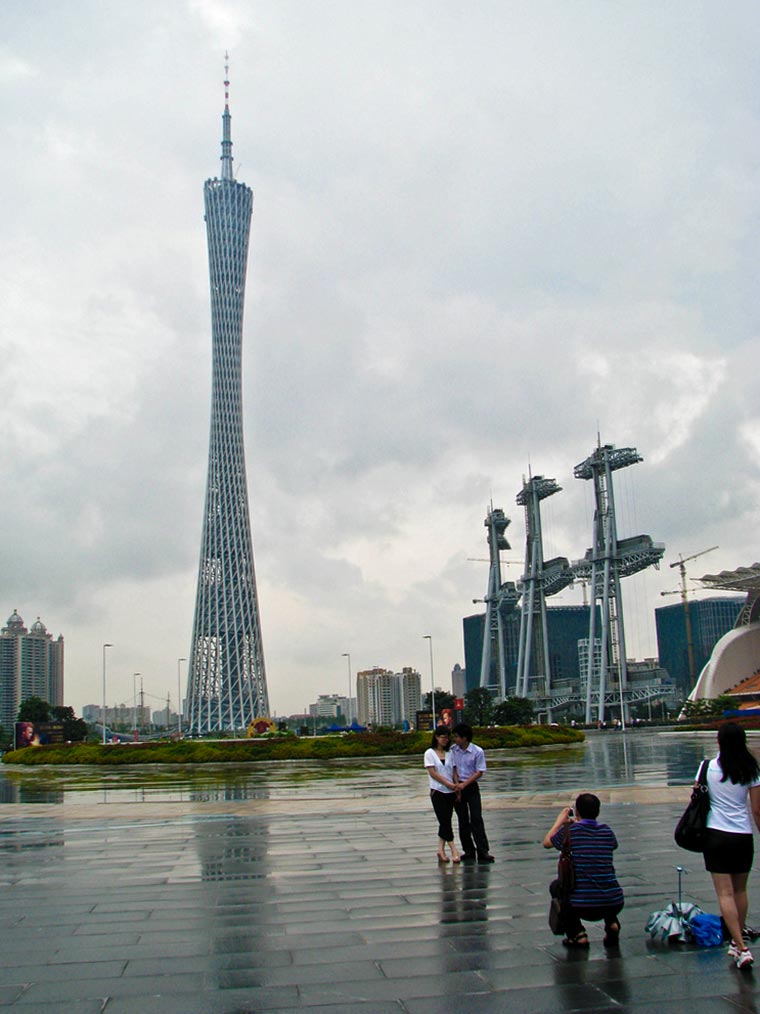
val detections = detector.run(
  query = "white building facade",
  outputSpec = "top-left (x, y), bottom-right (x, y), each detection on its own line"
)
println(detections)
top-left (356, 666), bottom-right (422, 727)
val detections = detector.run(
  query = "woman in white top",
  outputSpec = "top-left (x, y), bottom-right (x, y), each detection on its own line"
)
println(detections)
top-left (700, 722), bottom-right (760, 969)
top-left (424, 726), bottom-right (460, 864)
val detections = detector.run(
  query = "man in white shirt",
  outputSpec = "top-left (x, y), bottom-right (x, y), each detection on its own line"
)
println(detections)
top-left (451, 722), bottom-right (494, 863)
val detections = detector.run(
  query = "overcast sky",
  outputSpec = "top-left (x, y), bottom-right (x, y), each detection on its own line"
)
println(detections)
top-left (2, 1), bottom-right (759, 720)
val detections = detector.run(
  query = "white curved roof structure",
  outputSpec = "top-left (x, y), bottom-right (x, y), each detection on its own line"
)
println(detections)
top-left (687, 624), bottom-right (760, 703)
top-left (682, 562), bottom-right (760, 713)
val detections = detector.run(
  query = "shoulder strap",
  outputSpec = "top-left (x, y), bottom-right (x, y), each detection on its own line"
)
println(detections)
top-left (698, 759), bottom-right (709, 786)
top-left (561, 824), bottom-right (573, 856)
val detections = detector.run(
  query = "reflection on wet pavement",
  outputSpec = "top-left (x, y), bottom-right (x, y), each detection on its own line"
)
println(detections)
top-left (0, 728), bottom-right (731, 805)
top-left (0, 729), bottom-right (757, 1010)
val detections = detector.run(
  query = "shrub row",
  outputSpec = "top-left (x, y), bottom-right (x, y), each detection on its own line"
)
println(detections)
top-left (2, 725), bottom-right (584, 766)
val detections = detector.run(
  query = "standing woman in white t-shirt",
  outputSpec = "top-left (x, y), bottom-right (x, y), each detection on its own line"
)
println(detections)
top-left (701, 722), bottom-right (760, 969)
top-left (424, 726), bottom-right (461, 864)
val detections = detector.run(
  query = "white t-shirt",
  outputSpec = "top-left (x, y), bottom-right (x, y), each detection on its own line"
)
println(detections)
top-left (424, 748), bottom-right (455, 793)
top-left (700, 756), bottom-right (760, 834)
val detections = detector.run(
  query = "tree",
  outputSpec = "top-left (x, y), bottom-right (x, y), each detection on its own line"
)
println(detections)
top-left (493, 696), bottom-right (534, 726)
top-left (51, 706), bottom-right (88, 742)
top-left (17, 697), bottom-right (50, 723)
top-left (423, 690), bottom-right (456, 713)
top-left (680, 695), bottom-right (733, 720)
top-left (15, 700), bottom-right (88, 741)
top-left (464, 687), bottom-right (494, 727)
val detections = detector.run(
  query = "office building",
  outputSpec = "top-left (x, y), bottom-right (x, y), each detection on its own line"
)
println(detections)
top-left (187, 68), bottom-right (269, 733)
top-left (451, 663), bottom-right (466, 699)
top-left (152, 707), bottom-right (179, 728)
top-left (0, 611), bottom-right (64, 731)
top-left (309, 694), bottom-right (352, 720)
top-left (463, 605), bottom-right (593, 698)
top-left (463, 612), bottom-right (520, 696)
top-left (656, 597), bottom-right (744, 697)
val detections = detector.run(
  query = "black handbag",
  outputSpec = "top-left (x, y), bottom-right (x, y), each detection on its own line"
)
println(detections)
top-left (548, 896), bottom-right (564, 935)
top-left (674, 759), bottom-right (710, 852)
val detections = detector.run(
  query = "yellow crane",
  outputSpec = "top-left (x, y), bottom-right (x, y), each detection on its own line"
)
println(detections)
top-left (661, 546), bottom-right (719, 688)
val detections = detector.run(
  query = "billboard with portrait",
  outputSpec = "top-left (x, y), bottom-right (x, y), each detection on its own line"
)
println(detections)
top-left (14, 721), bottom-right (65, 750)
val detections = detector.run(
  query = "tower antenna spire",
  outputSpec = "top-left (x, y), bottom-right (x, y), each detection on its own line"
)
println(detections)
top-left (220, 51), bottom-right (233, 181)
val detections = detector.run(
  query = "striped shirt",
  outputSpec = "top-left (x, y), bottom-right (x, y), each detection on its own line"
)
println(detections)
top-left (551, 820), bottom-right (624, 909)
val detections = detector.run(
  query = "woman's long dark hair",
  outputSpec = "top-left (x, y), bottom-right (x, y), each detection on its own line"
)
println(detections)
top-left (717, 722), bottom-right (760, 785)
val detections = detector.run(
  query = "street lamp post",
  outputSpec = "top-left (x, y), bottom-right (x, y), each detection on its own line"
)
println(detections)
top-left (341, 653), bottom-right (352, 725)
top-left (133, 673), bottom-right (141, 739)
top-left (102, 643), bottom-right (113, 745)
top-left (423, 635), bottom-right (436, 728)
top-left (177, 658), bottom-right (186, 737)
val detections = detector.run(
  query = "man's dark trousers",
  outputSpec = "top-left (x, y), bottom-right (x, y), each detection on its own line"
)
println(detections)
top-left (454, 783), bottom-right (490, 857)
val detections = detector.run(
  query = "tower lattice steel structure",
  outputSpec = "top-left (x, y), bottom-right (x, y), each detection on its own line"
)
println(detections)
top-left (478, 506), bottom-right (519, 698)
top-left (572, 442), bottom-right (664, 725)
top-left (514, 473), bottom-right (573, 711)
top-left (187, 66), bottom-right (269, 734)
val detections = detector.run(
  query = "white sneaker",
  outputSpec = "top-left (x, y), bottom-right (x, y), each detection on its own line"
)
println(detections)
top-left (735, 948), bottom-right (754, 969)
top-left (728, 941), bottom-right (742, 959)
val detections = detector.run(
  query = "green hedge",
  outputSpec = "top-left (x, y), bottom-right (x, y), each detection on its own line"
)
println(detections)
top-left (1, 725), bottom-right (584, 766)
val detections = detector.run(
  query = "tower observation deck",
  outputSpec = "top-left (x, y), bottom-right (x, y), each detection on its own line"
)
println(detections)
top-left (187, 66), bottom-right (269, 734)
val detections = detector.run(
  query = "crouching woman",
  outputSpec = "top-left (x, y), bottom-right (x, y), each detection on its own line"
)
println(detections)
top-left (543, 793), bottom-right (624, 947)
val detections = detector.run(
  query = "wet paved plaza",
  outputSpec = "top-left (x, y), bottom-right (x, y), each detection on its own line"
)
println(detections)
top-left (0, 730), bottom-right (758, 1012)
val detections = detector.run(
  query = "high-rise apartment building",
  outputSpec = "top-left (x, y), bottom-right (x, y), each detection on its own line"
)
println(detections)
top-left (187, 68), bottom-right (269, 733)
top-left (0, 611), bottom-right (64, 730)
top-left (356, 667), bottom-right (422, 727)
top-left (397, 667), bottom-right (422, 725)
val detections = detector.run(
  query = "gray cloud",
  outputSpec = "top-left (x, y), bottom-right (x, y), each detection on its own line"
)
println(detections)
top-left (1, 1), bottom-right (759, 714)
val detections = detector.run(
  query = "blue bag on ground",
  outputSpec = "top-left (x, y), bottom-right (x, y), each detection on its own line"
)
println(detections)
top-left (689, 913), bottom-right (724, 947)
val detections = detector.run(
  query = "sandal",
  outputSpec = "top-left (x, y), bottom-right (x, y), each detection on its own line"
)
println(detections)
top-left (603, 920), bottom-right (621, 947)
top-left (437, 852), bottom-right (449, 864)
top-left (562, 932), bottom-right (590, 948)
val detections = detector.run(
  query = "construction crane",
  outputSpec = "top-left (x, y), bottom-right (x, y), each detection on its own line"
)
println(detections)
top-left (661, 546), bottom-right (719, 688)
top-left (467, 558), bottom-right (521, 565)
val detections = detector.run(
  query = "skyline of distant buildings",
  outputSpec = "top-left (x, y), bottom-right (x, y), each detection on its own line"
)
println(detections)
top-left (82, 703), bottom-right (152, 729)
top-left (5, 590), bottom-right (747, 731)
top-left (461, 595), bottom-right (742, 719)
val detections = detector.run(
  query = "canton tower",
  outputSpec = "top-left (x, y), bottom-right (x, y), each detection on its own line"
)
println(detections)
top-left (187, 64), bottom-right (269, 734)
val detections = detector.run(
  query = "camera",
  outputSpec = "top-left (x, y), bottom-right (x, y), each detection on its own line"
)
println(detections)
top-left (567, 808), bottom-right (574, 817)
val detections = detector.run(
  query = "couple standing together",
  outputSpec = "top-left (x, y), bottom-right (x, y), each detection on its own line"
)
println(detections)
top-left (424, 723), bottom-right (495, 864)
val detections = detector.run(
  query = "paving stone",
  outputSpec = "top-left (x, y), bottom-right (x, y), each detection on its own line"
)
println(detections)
top-left (0, 733), bottom-right (758, 1010)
